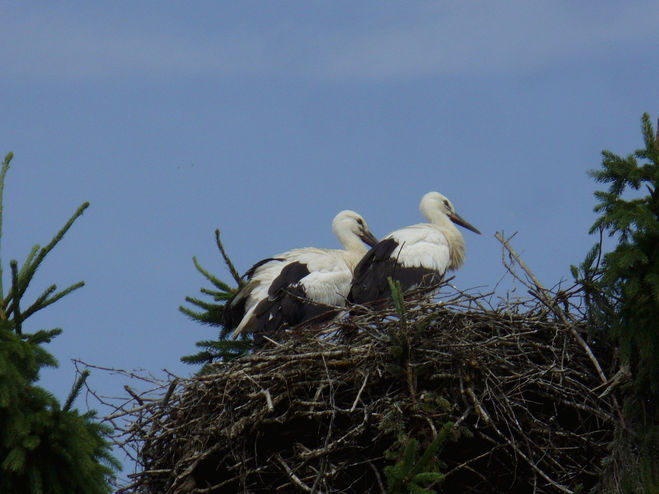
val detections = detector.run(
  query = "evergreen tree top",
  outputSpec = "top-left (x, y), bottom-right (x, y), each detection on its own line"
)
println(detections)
top-left (0, 151), bottom-right (119, 493)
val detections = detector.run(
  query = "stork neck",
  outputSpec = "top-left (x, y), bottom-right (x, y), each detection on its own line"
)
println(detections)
top-left (337, 232), bottom-right (370, 256)
top-left (341, 247), bottom-right (366, 272)
top-left (421, 209), bottom-right (466, 270)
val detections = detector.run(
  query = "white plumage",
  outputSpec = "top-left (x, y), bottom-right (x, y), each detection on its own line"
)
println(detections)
top-left (225, 210), bottom-right (378, 339)
top-left (349, 191), bottom-right (480, 303)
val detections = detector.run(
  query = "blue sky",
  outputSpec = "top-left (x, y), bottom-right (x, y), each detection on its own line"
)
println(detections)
top-left (2, 1), bottom-right (658, 477)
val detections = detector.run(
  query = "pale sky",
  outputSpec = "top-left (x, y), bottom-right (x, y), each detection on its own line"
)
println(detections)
top-left (2, 1), bottom-right (657, 478)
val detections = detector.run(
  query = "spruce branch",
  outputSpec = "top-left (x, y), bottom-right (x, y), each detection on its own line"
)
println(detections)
top-left (388, 276), bottom-right (407, 328)
top-left (0, 151), bottom-right (14, 300)
top-left (200, 287), bottom-right (233, 300)
top-left (17, 244), bottom-right (40, 279)
top-left (2, 203), bottom-right (88, 316)
top-left (179, 298), bottom-right (224, 326)
top-left (410, 422), bottom-right (453, 479)
top-left (387, 277), bottom-right (416, 402)
top-left (20, 202), bottom-right (89, 297)
top-left (0, 152), bottom-right (117, 490)
top-left (178, 305), bottom-right (207, 321)
top-left (385, 424), bottom-right (451, 494)
top-left (215, 229), bottom-right (244, 287)
top-left (182, 229), bottom-right (253, 366)
top-left (192, 256), bottom-right (234, 292)
top-left (24, 281), bottom-right (85, 321)
top-left (5, 278), bottom-right (85, 325)
top-left (10, 260), bottom-right (21, 335)
top-left (182, 295), bottom-right (219, 312)
top-left (20, 284), bottom-right (57, 319)
top-left (64, 369), bottom-right (90, 412)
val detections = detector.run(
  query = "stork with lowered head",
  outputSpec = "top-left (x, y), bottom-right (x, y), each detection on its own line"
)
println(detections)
top-left (226, 210), bottom-right (378, 340)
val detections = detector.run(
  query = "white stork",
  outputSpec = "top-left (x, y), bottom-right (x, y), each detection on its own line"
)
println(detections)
top-left (349, 191), bottom-right (480, 303)
top-left (225, 210), bottom-right (378, 340)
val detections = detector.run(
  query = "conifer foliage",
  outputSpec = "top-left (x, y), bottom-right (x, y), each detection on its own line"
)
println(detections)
top-left (179, 230), bottom-right (252, 371)
top-left (573, 114), bottom-right (659, 490)
top-left (0, 152), bottom-right (119, 493)
top-left (578, 114), bottom-right (659, 401)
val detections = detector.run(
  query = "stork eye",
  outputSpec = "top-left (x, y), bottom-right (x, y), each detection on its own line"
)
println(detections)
top-left (357, 218), bottom-right (364, 226)
top-left (443, 200), bottom-right (450, 208)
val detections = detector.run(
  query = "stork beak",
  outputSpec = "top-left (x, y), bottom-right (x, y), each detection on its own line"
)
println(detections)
top-left (449, 212), bottom-right (481, 235)
top-left (359, 229), bottom-right (379, 247)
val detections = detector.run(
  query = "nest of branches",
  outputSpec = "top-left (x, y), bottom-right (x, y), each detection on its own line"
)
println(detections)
top-left (114, 298), bottom-right (617, 492)
top-left (107, 236), bottom-right (622, 494)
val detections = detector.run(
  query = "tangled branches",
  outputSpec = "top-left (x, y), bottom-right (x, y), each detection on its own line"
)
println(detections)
top-left (91, 235), bottom-right (622, 493)
top-left (100, 291), bottom-right (616, 493)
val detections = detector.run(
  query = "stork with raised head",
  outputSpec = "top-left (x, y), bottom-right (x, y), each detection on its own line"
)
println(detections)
top-left (348, 191), bottom-right (480, 304)
top-left (225, 210), bottom-right (378, 340)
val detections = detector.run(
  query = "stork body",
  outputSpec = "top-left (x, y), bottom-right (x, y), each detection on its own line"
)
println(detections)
top-left (226, 210), bottom-right (378, 339)
top-left (349, 192), bottom-right (480, 303)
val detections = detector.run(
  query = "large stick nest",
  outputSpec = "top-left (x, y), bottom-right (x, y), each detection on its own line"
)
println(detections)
top-left (114, 283), bottom-right (619, 494)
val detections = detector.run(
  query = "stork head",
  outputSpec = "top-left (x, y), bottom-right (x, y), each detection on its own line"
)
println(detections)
top-left (332, 210), bottom-right (379, 248)
top-left (420, 191), bottom-right (481, 234)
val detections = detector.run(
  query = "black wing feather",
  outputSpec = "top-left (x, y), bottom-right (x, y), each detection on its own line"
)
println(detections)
top-left (244, 257), bottom-right (285, 279)
top-left (249, 261), bottom-right (335, 341)
top-left (348, 238), bottom-right (443, 304)
top-left (348, 238), bottom-right (399, 303)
